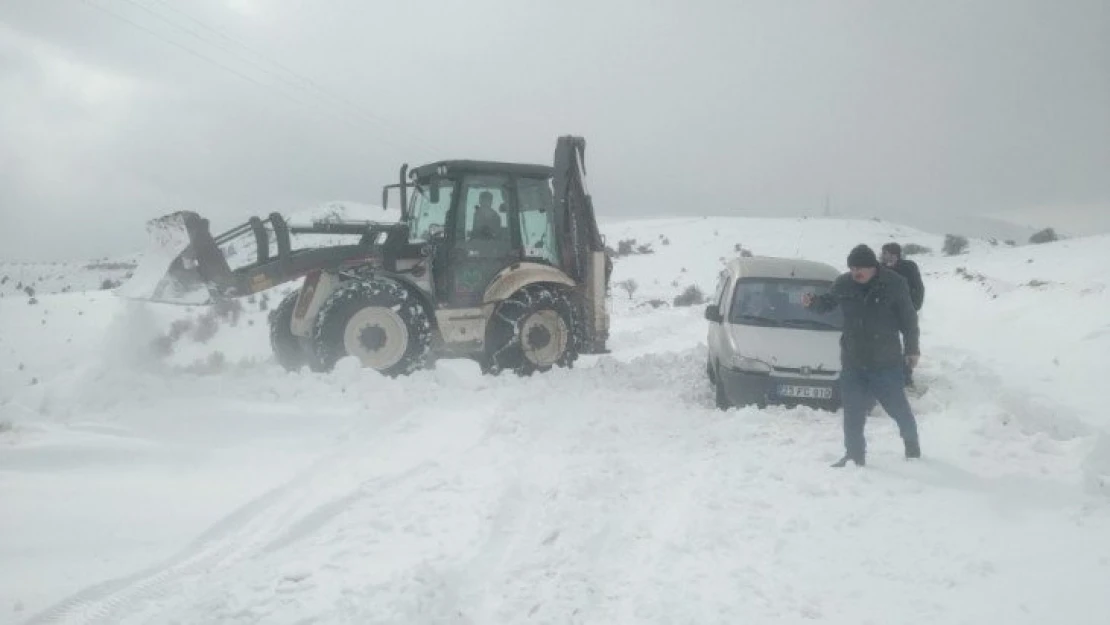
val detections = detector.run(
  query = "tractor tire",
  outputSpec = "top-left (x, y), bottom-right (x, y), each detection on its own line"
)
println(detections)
top-left (311, 279), bottom-right (432, 377)
top-left (484, 284), bottom-right (580, 376)
top-left (269, 289), bottom-right (318, 372)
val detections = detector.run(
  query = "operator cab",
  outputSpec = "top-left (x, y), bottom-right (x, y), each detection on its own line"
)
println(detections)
top-left (401, 160), bottom-right (565, 307)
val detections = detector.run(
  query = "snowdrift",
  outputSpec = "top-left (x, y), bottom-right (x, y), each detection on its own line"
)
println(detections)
top-left (3, 214), bottom-right (1110, 624)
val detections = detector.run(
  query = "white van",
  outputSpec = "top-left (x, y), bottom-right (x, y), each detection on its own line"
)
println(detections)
top-left (704, 256), bottom-right (844, 411)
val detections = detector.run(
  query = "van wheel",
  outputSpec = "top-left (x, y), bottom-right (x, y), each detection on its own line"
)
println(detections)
top-left (714, 370), bottom-right (731, 411)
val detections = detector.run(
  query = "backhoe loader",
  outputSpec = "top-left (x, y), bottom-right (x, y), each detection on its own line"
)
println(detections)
top-left (117, 135), bottom-right (612, 376)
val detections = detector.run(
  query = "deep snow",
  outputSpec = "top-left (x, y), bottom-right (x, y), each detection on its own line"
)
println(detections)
top-left (2, 212), bottom-right (1109, 624)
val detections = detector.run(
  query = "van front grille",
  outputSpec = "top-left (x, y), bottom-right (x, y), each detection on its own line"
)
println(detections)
top-left (772, 365), bottom-right (837, 377)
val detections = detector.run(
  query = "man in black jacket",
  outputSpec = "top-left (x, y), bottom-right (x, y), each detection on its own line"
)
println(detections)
top-left (803, 244), bottom-right (921, 467)
top-left (881, 243), bottom-right (924, 311)
top-left (881, 242), bottom-right (924, 386)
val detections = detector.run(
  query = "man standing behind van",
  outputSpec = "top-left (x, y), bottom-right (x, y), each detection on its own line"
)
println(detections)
top-left (881, 243), bottom-right (924, 311)
top-left (802, 244), bottom-right (922, 467)
top-left (881, 242), bottom-right (924, 386)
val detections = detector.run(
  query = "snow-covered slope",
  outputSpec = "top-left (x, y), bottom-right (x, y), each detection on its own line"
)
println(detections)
top-left (2, 215), bottom-right (1109, 624)
top-left (0, 201), bottom-right (399, 301)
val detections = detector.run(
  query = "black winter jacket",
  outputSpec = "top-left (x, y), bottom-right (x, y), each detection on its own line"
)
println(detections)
top-left (888, 258), bottom-right (925, 310)
top-left (808, 267), bottom-right (920, 369)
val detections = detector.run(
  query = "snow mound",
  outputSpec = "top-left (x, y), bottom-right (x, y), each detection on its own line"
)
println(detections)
top-left (287, 200), bottom-right (402, 227)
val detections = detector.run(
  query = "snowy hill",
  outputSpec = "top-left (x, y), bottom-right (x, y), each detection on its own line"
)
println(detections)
top-left (2, 214), bottom-right (1110, 624)
top-left (0, 201), bottom-right (399, 300)
top-left (0, 257), bottom-right (139, 300)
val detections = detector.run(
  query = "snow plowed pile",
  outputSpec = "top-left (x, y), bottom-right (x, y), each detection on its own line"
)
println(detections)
top-left (2, 216), bottom-right (1110, 625)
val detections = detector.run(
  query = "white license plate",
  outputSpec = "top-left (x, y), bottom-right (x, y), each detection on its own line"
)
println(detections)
top-left (778, 385), bottom-right (832, 399)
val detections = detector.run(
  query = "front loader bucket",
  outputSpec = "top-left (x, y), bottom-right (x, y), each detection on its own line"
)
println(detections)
top-left (115, 211), bottom-right (226, 305)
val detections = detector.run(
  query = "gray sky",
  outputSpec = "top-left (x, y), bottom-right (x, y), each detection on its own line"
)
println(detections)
top-left (2, 0), bottom-right (1108, 261)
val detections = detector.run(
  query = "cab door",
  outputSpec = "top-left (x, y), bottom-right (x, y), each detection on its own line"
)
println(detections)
top-left (441, 173), bottom-right (520, 308)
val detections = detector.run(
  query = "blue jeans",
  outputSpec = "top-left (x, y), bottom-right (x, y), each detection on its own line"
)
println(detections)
top-left (840, 365), bottom-right (919, 459)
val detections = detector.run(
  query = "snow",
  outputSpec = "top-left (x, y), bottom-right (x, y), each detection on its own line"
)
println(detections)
top-left (2, 214), bottom-right (1110, 624)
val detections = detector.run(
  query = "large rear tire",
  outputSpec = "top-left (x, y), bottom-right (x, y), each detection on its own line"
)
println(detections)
top-left (269, 288), bottom-right (319, 372)
top-left (311, 279), bottom-right (432, 377)
top-left (484, 284), bottom-right (580, 376)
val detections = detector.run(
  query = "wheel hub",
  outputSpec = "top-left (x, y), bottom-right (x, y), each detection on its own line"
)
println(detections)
top-left (359, 325), bottom-right (387, 351)
top-left (519, 309), bottom-right (568, 367)
top-left (343, 307), bottom-right (409, 370)
top-left (526, 324), bottom-right (552, 350)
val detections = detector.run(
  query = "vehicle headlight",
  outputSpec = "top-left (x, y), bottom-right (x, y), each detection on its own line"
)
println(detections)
top-left (729, 354), bottom-right (772, 373)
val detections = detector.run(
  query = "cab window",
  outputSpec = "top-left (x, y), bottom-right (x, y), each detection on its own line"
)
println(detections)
top-left (454, 174), bottom-right (511, 245)
top-left (516, 177), bottom-right (560, 264)
top-left (408, 180), bottom-right (454, 241)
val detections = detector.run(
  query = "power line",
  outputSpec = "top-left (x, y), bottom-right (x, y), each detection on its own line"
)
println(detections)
top-left (77, 0), bottom-right (428, 157)
top-left (141, 0), bottom-right (436, 155)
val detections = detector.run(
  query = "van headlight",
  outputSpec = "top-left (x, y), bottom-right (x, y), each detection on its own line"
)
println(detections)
top-left (729, 355), bottom-right (772, 373)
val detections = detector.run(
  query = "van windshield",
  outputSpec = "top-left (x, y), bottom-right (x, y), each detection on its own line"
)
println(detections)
top-left (729, 278), bottom-right (843, 331)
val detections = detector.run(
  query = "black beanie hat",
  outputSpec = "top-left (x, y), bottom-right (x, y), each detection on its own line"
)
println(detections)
top-left (847, 244), bottom-right (879, 268)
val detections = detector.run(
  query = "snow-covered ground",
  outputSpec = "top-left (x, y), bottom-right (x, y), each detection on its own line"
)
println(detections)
top-left (2, 212), bottom-right (1109, 624)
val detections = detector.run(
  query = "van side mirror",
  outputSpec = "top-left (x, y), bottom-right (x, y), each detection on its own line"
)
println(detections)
top-left (704, 304), bottom-right (722, 322)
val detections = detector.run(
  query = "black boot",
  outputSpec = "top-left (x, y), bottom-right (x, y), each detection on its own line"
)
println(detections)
top-left (904, 438), bottom-right (921, 459)
top-left (831, 454), bottom-right (865, 468)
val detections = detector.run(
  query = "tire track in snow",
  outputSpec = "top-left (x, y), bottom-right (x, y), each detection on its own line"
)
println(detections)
top-left (19, 399), bottom-right (501, 625)
top-left (20, 448), bottom-right (339, 625)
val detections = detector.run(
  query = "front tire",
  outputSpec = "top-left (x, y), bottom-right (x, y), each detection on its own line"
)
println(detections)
top-left (311, 279), bottom-right (432, 377)
top-left (269, 288), bottom-right (319, 372)
top-left (484, 284), bottom-right (580, 376)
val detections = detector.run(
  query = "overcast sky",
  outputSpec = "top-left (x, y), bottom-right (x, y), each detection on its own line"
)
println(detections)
top-left (1, 0), bottom-right (1107, 261)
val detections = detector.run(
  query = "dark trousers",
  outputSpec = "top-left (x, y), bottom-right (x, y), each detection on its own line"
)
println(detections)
top-left (840, 365), bottom-right (919, 460)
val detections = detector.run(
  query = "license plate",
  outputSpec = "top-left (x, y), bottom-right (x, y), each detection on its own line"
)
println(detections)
top-left (778, 385), bottom-right (832, 399)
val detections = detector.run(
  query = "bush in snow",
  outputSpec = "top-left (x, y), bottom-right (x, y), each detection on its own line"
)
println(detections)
top-left (608, 238), bottom-right (655, 259)
top-left (673, 285), bottom-right (706, 307)
top-left (733, 243), bottom-right (753, 257)
top-left (616, 279), bottom-right (638, 299)
top-left (1029, 227), bottom-right (1059, 245)
top-left (943, 234), bottom-right (969, 256)
top-left (902, 243), bottom-right (931, 256)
